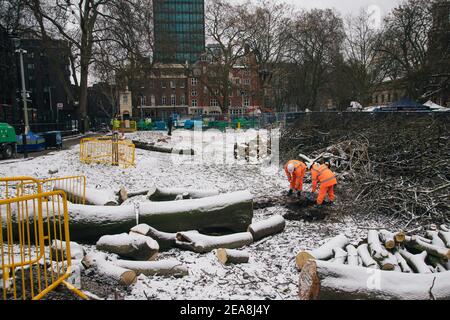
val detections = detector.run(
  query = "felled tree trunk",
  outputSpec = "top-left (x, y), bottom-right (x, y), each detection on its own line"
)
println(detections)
top-left (175, 231), bottom-right (254, 254)
top-left (96, 233), bottom-right (159, 261)
top-left (379, 230), bottom-right (396, 249)
top-left (132, 140), bottom-right (195, 155)
top-left (82, 252), bottom-right (136, 286)
top-left (405, 236), bottom-right (450, 260)
top-left (346, 245), bottom-right (359, 266)
top-left (247, 216), bottom-right (285, 241)
top-left (146, 185), bottom-right (220, 202)
top-left (113, 259), bottom-right (189, 277)
top-left (332, 248), bottom-right (347, 264)
top-left (54, 191), bottom-right (253, 243)
top-left (399, 249), bottom-right (432, 274)
top-left (51, 240), bottom-right (85, 261)
top-left (129, 224), bottom-right (199, 251)
top-left (216, 249), bottom-right (250, 265)
top-left (296, 234), bottom-right (349, 270)
top-left (299, 260), bottom-right (450, 300)
top-left (357, 244), bottom-right (380, 269)
top-left (367, 230), bottom-right (395, 270)
top-left (426, 230), bottom-right (447, 248)
top-left (393, 249), bottom-right (412, 273)
top-left (53, 184), bottom-right (118, 206)
top-left (438, 225), bottom-right (450, 247)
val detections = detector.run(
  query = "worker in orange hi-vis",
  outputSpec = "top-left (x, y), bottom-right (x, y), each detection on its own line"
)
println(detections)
top-left (284, 160), bottom-right (307, 196)
top-left (310, 159), bottom-right (337, 205)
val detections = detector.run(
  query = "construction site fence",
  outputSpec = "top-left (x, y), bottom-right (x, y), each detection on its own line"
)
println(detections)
top-left (0, 177), bottom-right (87, 300)
top-left (80, 137), bottom-right (135, 168)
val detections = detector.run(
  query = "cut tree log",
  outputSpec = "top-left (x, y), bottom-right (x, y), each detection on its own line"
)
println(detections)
top-left (51, 240), bottom-right (85, 261)
top-left (96, 233), bottom-right (159, 261)
top-left (295, 234), bottom-right (349, 270)
top-left (367, 230), bottom-right (390, 261)
top-left (132, 140), bottom-right (195, 155)
top-left (216, 249), bottom-right (250, 265)
top-left (82, 252), bottom-right (136, 286)
top-left (379, 230), bottom-right (396, 249)
top-left (427, 255), bottom-right (450, 271)
top-left (8, 191), bottom-right (253, 243)
top-left (393, 250), bottom-right (412, 273)
top-left (53, 184), bottom-right (118, 206)
top-left (356, 244), bottom-right (380, 269)
top-left (332, 248), bottom-right (347, 265)
top-left (113, 259), bottom-right (189, 277)
top-left (346, 245), bottom-right (359, 266)
top-left (386, 252), bottom-right (401, 272)
top-left (426, 230), bottom-right (447, 248)
top-left (146, 184), bottom-right (220, 201)
top-left (441, 225), bottom-right (450, 232)
top-left (129, 223), bottom-right (200, 251)
top-left (175, 231), bottom-right (254, 254)
top-left (247, 215), bottom-right (285, 241)
top-left (399, 249), bottom-right (432, 274)
top-left (299, 260), bottom-right (450, 300)
top-left (394, 231), bottom-right (406, 244)
top-left (405, 236), bottom-right (450, 260)
top-left (438, 229), bottom-right (450, 247)
top-left (119, 187), bottom-right (128, 204)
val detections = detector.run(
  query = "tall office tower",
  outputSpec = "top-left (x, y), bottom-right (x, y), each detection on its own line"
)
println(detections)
top-left (153, 0), bottom-right (206, 64)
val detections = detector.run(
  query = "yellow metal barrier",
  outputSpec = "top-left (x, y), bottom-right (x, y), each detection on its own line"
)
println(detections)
top-left (0, 177), bottom-right (87, 300)
top-left (80, 137), bottom-right (135, 168)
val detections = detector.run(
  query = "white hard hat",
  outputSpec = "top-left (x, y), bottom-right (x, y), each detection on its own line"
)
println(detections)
top-left (287, 163), bottom-right (295, 173)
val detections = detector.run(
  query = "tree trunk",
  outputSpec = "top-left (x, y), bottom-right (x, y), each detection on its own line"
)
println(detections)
top-left (438, 226), bottom-right (450, 247)
top-left (54, 184), bottom-right (118, 206)
top-left (175, 231), bottom-right (254, 254)
top-left (129, 224), bottom-right (199, 251)
top-left (367, 230), bottom-right (390, 261)
top-left (96, 233), bottom-right (159, 261)
top-left (247, 216), bottom-right (285, 241)
top-left (82, 252), bottom-right (136, 286)
top-left (379, 230), bottom-right (396, 249)
top-left (51, 240), bottom-right (85, 261)
top-left (393, 249), bottom-right (412, 273)
top-left (357, 244), bottom-right (380, 269)
top-left (113, 259), bottom-right (188, 277)
top-left (146, 185), bottom-right (219, 201)
top-left (345, 245), bottom-right (359, 266)
top-left (399, 249), bottom-right (432, 274)
top-left (132, 140), bottom-right (195, 155)
top-left (332, 248), bottom-right (347, 264)
top-left (425, 230), bottom-right (447, 248)
top-left (216, 249), bottom-right (250, 265)
top-left (25, 191), bottom-right (253, 243)
top-left (296, 234), bottom-right (349, 270)
top-left (405, 236), bottom-right (450, 260)
top-left (299, 260), bottom-right (450, 300)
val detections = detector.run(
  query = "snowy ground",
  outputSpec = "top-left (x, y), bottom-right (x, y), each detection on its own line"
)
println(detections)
top-left (0, 130), bottom-right (386, 300)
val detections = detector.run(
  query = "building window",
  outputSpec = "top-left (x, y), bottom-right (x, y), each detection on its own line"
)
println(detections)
top-left (244, 79), bottom-right (250, 85)
top-left (170, 81), bottom-right (176, 89)
top-left (210, 99), bottom-right (219, 107)
top-left (171, 95), bottom-right (176, 105)
top-left (244, 70), bottom-right (250, 76)
top-left (161, 81), bottom-right (166, 88)
top-left (191, 90), bottom-right (197, 97)
top-left (162, 96), bottom-right (166, 105)
top-left (192, 99), bottom-right (198, 107)
top-left (180, 95), bottom-right (186, 105)
top-left (123, 95), bottom-right (128, 104)
top-left (236, 79), bottom-right (241, 85)
top-left (27, 64), bottom-right (35, 70)
top-left (244, 98), bottom-right (250, 107)
top-left (151, 95), bottom-right (155, 106)
top-left (180, 81), bottom-right (185, 88)
top-left (191, 78), bottom-right (198, 86)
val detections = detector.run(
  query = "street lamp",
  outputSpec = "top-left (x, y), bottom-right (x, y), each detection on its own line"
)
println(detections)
top-left (12, 36), bottom-right (29, 158)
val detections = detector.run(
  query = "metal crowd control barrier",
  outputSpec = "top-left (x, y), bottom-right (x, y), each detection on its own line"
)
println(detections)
top-left (0, 177), bottom-right (87, 300)
top-left (113, 120), bottom-right (137, 133)
top-left (80, 137), bottom-right (135, 168)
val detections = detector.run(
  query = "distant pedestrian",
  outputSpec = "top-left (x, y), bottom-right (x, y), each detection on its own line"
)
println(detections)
top-left (167, 116), bottom-right (173, 136)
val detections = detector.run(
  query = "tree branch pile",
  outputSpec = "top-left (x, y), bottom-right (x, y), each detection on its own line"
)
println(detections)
top-left (281, 113), bottom-right (450, 224)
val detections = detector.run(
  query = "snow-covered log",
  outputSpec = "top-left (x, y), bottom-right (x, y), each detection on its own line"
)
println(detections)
top-left (146, 184), bottom-right (220, 201)
top-left (405, 236), bottom-right (450, 260)
top-left (132, 140), bottom-right (195, 155)
top-left (399, 249), bottom-right (432, 274)
top-left (394, 231), bottom-right (406, 244)
top-left (175, 232), bottom-right (254, 254)
top-left (332, 248), bottom-right (347, 264)
top-left (357, 244), bottom-right (380, 269)
top-left (298, 260), bottom-right (450, 300)
top-left (247, 216), bottom-right (285, 241)
top-left (96, 233), bottom-right (159, 261)
top-left (393, 250), bottom-right (412, 273)
top-left (53, 184), bottom-right (118, 206)
top-left (426, 230), bottom-right (447, 248)
top-left (296, 234), bottom-right (349, 270)
top-left (379, 230), bottom-right (396, 249)
top-left (129, 224), bottom-right (199, 251)
top-left (386, 252), bottom-right (401, 272)
top-left (113, 259), bottom-right (188, 277)
top-left (51, 240), bottom-right (85, 260)
top-left (367, 230), bottom-right (390, 261)
top-left (14, 191), bottom-right (252, 243)
top-left (216, 249), bottom-right (250, 265)
top-left (345, 245), bottom-right (358, 266)
top-left (82, 252), bottom-right (136, 286)
top-left (438, 227), bottom-right (450, 247)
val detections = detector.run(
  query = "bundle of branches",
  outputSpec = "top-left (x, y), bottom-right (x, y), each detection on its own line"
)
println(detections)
top-left (297, 225), bottom-right (450, 300)
top-left (281, 113), bottom-right (450, 224)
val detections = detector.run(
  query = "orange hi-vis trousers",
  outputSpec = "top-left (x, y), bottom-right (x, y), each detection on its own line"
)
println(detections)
top-left (317, 184), bottom-right (336, 205)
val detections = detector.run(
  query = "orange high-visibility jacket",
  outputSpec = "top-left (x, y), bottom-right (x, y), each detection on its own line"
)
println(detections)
top-left (284, 160), bottom-right (307, 190)
top-left (311, 163), bottom-right (337, 192)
